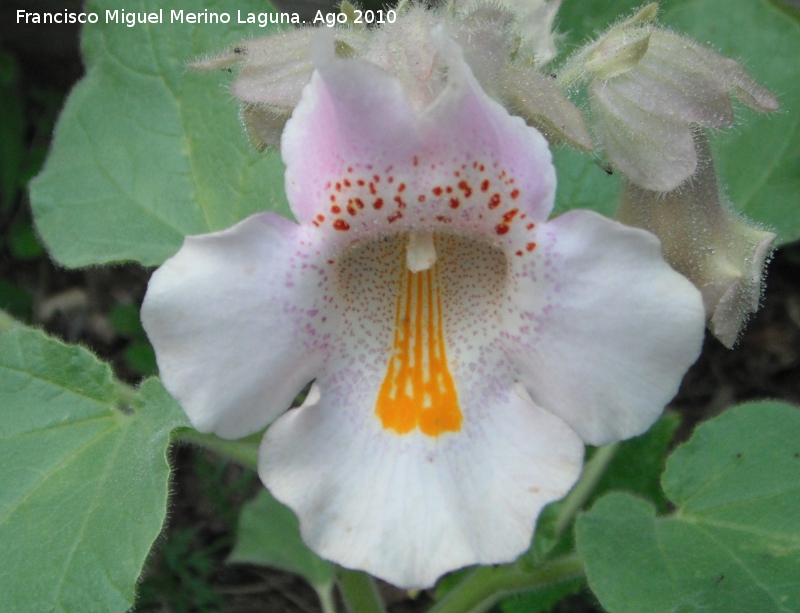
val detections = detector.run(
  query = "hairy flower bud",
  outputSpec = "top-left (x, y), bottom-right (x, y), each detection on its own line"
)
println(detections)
top-left (560, 3), bottom-right (779, 192)
top-left (190, 28), bottom-right (367, 147)
top-left (490, 0), bottom-right (562, 65)
top-left (618, 132), bottom-right (776, 347)
top-left (499, 65), bottom-right (593, 150)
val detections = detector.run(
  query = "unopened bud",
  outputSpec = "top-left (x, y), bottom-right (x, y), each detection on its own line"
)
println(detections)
top-left (191, 29), bottom-right (368, 149)
top-left (490, 0), bottom-right (562, 65)
top-left (500, 66), bottom-right (593, 150)
top-left (451, 6), bottom-right (515, 97)
top-left (364, 7), bottom-right (446, 111)
top-left (561, 4), bottom-right (778, 192)
top-left (618, 132), bottom-right (775, 347)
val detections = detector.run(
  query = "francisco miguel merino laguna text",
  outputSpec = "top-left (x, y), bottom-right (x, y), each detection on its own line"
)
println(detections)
top-left (16, 9), bottom-right (302, 27)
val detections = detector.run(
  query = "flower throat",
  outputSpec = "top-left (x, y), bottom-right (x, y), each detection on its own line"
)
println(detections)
top-left (376, 248), bottom-right (463, 436)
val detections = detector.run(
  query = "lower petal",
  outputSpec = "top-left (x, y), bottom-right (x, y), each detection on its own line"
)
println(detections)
top-left (258, 349), bottom-right (583, 588)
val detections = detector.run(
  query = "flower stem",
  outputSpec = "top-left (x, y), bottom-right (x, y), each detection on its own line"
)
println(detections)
top-left (176, 429), bottom-right (261, 471)
top-left (554, 442), bottom-right (620, 537)
top-left (337, 567), bottom-right (387, 613)
top-left (428, 554), bottom-right (585, 613)
top-left (316, 582), bottom-right (338, 613)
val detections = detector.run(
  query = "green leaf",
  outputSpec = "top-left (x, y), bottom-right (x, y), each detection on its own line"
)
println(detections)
top-left (557, 0), bottom-right (800, 243)
top-left (109, 303), bottom-right (145, 337)
top-left (0, 327), bottom-right (190, 613)
top-left (576, 401), bottom-right (800, 613)
top-left (499, 578), bottom-right (584, 613)
top-left (229, 488), bottom-right (335, 593)
top-left (125, 339), bottom-right (158, 377)
top-left (587, 412), bottom-right (680, 514)
top-left (552, 146), bottom-right (620, 218)
top-left (8, 221), bottom-right (45, 260)
top-left (0, 280), bottom-right (33, 323)
top-left (30, 0), bottom-right (291, 268)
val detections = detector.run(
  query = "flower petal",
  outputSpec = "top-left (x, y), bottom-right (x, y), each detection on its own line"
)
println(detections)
top-left (281, 32), bottom-right (555, 238)
top-left (591, 81), bottom-right (696, 192)
top-left (507, 210), bottom-right (705, 446)
top-left (141, 213), bottom-right (332, 438)
top-left (259, 348), bottom-right (583, 589)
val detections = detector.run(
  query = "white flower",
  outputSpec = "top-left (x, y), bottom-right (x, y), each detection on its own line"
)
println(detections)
top-left (142, 31), bottom-right (705, 588)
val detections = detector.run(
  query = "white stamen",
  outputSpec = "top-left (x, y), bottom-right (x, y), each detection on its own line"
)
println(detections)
top-left (406, 231), bottom-right (437, 272)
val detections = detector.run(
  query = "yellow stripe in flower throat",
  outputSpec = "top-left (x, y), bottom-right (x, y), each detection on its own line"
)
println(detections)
top-left (376, 253), bottom-right (463, 436)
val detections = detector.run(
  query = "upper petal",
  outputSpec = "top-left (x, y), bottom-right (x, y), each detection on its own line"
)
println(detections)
top-left (281, 31), bottom-right (555, 239)
top-left (141, 213), bottom-right (332, 439)
top-left (507, 210), bottom-right (705, 445)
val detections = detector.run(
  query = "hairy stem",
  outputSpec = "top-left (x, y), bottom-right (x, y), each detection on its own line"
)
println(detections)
top-left (316, 582), bottom-right (338, 613)
top-left (554, 442), bottom-right (620, 537)
top-left (429, 554), bottom-right (585, 613)
top-left (176, 429), bottom-right (261, 471)
top-left (337, 567), bottom-right (387, 613)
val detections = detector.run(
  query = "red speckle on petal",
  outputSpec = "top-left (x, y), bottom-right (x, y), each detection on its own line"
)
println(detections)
top-left (388, 211), bottom-right (403, 223)
top-left (335, 182), bottom-right (342, 191)
top-left (436, 215), bottom-right (452, 223)
top-left (347, 166), bottom-right (353, 173)
top-left (344, 179), bottom-right (351, 187)
top-left (454, 171), bottom-right (461, 177)
top-left (398, 183), bottom-right (406, 193)
top-left (449, 198), bottom-right (460, 209)
top-left (526, 223), bottom-right (535, 230)
top-left (388, 176), bottom-right (394, 184)
top-left (432, 186), bottom-right (443, 196)
top-left (458, 181), bottom-right (473, 197)
top-left (355, 198), bottom-right (365, 209)
top-left (394, 196), bottom-right (406, 208)
top-left (488, 194), bottom-right (501, 209)
top-left (526, 242), bottom-right (537, 251)
top-left (503, 208), bottom-right (519, 222)
top-left (329, 195), bottom-right (336, 202)
top-left (480, 180), bottom-right (490, 192)
top-left (331, 205), bottom-right (341, 214)
top-left (373, 175), bottom-right (380, 183)
top-left (347, 205), bottom-right (357, 216)
top-left (413, 156), bottom-right (419, 166)
top-left (316, 214), bottom-right (325, 222)
top-left (511, 189), bottom-right (520, 199)
top-left (369, 183), bottom-right (377, 195)
top-left (496, 223), bottom-right (509, 235)
top-left (479, 164), bottom-right (485, 172)
top-left (328, 259), bottom-right (335, 264)
top-left (445, 186), bottom-right (453, 194)
top-left (516, 250), bottom-right (523, 257)
top-left (357, 179), bottom-right (365, 186)
top-left (373, 198), bottom-right (384, 210)
top-left (334, 219), bottom-right (350, 231)
top-left (418, 195), bottom-right (426, 202)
